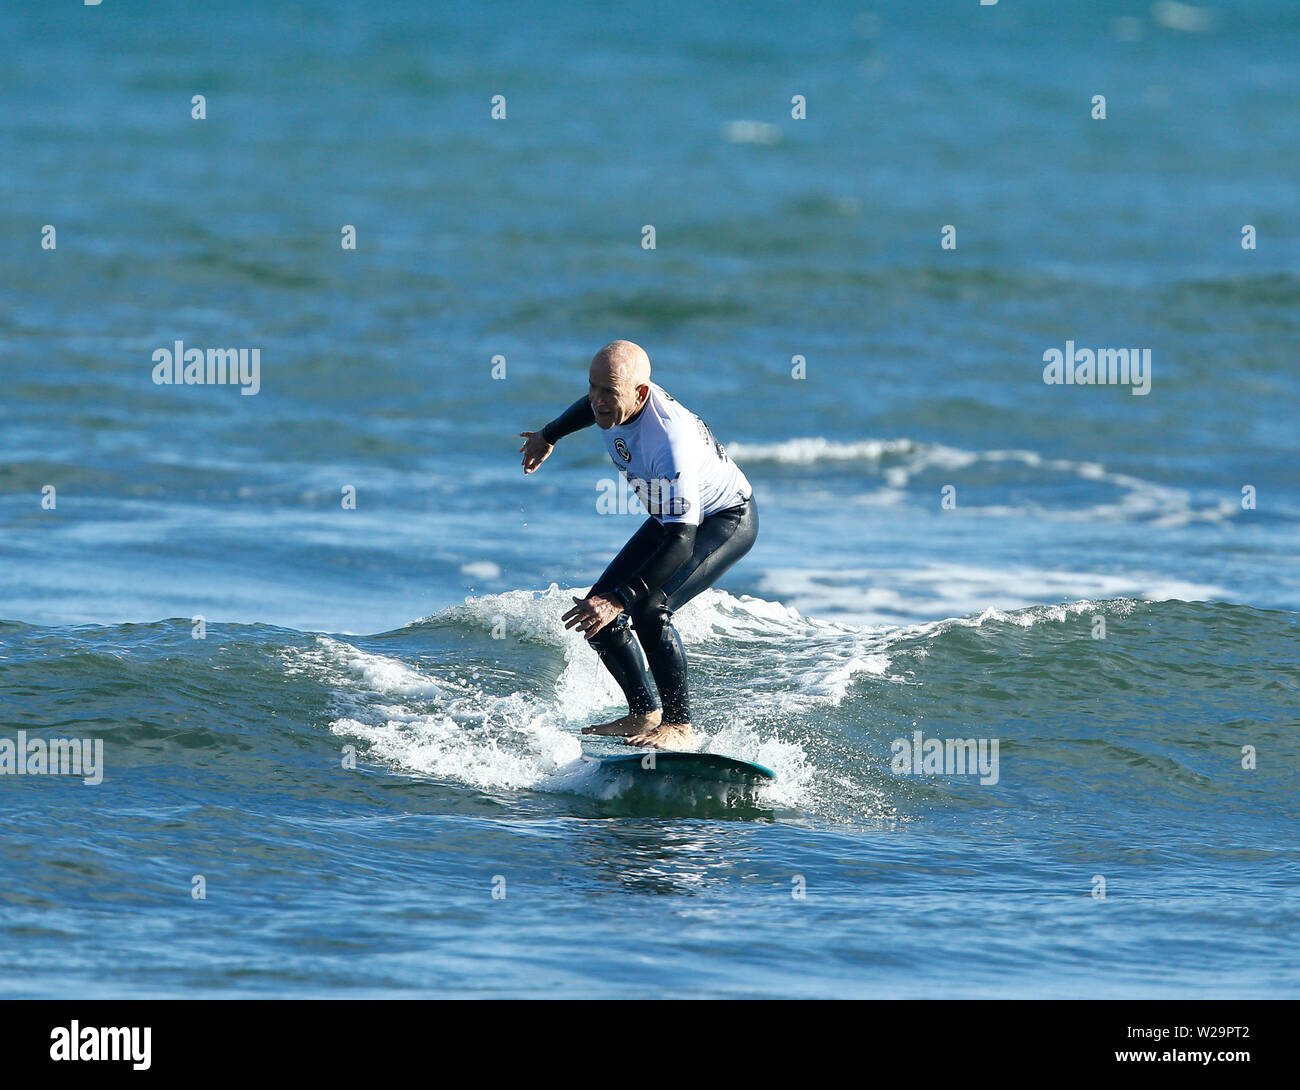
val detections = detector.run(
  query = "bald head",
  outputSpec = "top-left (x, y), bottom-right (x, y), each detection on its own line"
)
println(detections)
top-left (588, 340), bottom-right (652, 428)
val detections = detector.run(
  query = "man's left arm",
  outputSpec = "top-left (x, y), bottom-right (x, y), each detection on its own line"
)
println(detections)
top-left (609, 522), bottom-right (696, 609)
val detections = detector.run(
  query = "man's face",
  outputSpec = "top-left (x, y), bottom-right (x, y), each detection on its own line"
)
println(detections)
top-left (588, 363), bottom-right (643, 428)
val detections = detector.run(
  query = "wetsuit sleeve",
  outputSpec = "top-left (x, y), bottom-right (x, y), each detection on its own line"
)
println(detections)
top-left (540, 396), bottom-right (595, 445)
top-left (610, 523), bottom-right (697, 608)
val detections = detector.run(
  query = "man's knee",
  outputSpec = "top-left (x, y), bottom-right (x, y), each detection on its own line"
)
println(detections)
top-left (627, 589), bottom-right (672, 642)
top-left (589, 609), bottom-right (633, 651)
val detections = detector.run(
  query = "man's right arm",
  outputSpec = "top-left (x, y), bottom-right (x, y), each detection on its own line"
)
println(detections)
top-left (540, 396), bottom-right (595, 445)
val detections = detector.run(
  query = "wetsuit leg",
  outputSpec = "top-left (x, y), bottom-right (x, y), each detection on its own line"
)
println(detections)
top-left (663, 497), bottom-right (759, 613)
top-left (586, 516), bottom-right (664, 714)
top-left (625, 497), bottom-right (758, 724)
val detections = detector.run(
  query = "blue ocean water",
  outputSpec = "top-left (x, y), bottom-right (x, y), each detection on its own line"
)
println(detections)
top-left (1, 0), bottom-right (1297, 997)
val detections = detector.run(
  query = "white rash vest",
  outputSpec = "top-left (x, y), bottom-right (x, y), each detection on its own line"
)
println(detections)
top-left (601, 383), bottom-right (752, 527)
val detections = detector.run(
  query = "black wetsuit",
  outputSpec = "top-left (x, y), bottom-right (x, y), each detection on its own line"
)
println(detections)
top-left (541, 392), bottom-right (758, 724)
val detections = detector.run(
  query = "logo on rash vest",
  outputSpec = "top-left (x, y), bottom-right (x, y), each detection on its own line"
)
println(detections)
top-left (614, 438), bottom-right (631, 462)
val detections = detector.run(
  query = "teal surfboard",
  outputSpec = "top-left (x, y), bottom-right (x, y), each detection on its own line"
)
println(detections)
top-left (582, 751), bottom-right (775, 785)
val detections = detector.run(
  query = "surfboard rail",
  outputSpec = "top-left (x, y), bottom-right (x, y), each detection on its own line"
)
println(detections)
top-left (581, 750), bottom-right (775, 784)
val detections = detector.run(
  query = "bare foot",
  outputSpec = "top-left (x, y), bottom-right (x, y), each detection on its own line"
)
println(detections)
top-left (582, 709), bottom-right (662, 737)
top-left (624, 722), bottom-right (696, 751)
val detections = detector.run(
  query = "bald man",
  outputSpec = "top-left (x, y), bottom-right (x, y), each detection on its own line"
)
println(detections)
top-left (518, 340), bottom-right (758, 750)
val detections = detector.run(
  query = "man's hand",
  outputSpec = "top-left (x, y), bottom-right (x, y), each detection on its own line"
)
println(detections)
top-left (562, 594), bottom-right (624, 640)
top-left (519, 431), bottom-right (554, 475)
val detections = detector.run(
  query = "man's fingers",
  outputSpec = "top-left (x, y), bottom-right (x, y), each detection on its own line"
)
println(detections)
top-left (564, 596), bottom-right (603, 634)
top-left (568, 613), bottom-right (599, 633)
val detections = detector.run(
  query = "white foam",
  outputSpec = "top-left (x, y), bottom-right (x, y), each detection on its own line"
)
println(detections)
top-left (449, 584), bottom-right (899, 721)
top-left (452, 585), bottom-right (631, 721)
top-left (289, 637), bottom-right (579, 790)
top-left (313, 636), bottom-right (444, 700)
top-left (757, 564), bottom-right (1227, 628)
top-left (728, 437), bottom-right (917, 465)
top-left (729, 435), bottom-right (1239, 528)
top-left (285, 588), bottom-right (906, 813)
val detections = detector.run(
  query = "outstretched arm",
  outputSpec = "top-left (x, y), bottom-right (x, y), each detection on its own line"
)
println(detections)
top-left (541, 396), bottom-right (595, 444)
top-left (520, 396), bottom-right (596, 474)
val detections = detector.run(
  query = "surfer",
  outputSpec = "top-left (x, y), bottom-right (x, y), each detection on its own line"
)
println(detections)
top-left (519, 340), bottom-right (757, 750)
